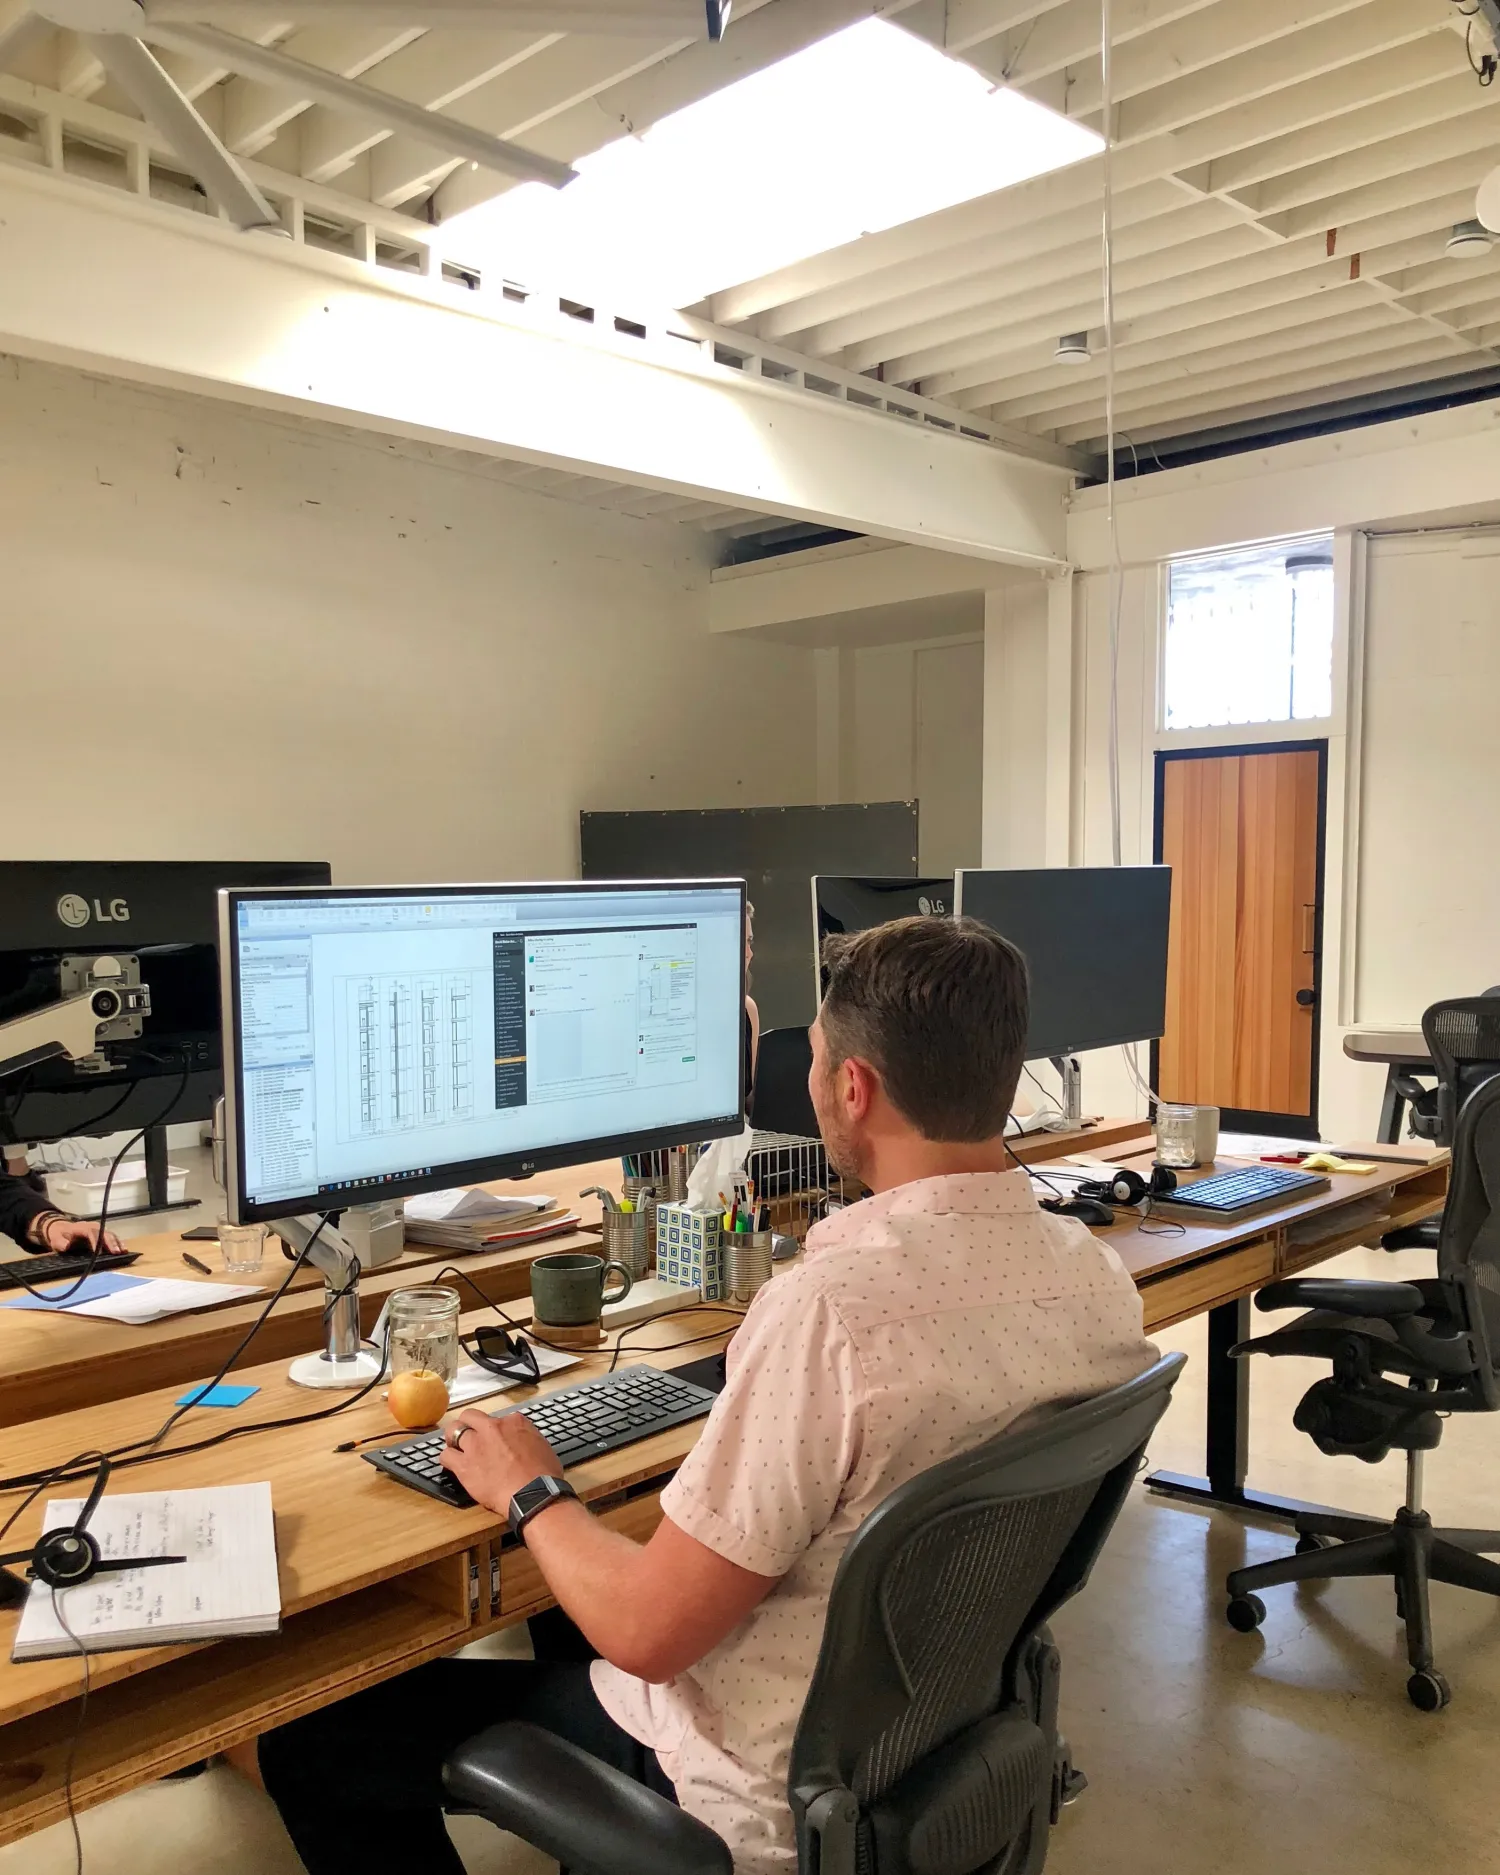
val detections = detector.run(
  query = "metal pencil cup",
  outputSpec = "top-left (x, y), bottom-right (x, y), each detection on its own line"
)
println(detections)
top-left (661, 1146), bottom-right (699, 1205)
top-left (726, 1230), bottom-right (773, 1304)
top-left (622, 1177), bottom-right (658, 1269)
top-left (601, 1207), bottom-right (650, 1281)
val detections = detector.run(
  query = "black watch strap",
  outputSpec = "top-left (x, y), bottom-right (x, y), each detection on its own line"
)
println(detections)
top-left (508, 1473), bottom-right (579, 1539)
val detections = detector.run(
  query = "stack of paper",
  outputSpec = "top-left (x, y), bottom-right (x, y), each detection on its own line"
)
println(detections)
top-left (12, 1481), bottom-right (280, 1659)
top-left (403, 1190), bottom-right (579, 1253)
top-left (0, 1273), bottom-right (266, 1324)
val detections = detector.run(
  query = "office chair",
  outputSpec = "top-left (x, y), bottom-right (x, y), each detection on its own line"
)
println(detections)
top-left (1382, 992), bottom-right (1500, 1251)
top-left (751, 1025), bottom-right (820, 1138)
top-left (1224, 1073), bottom-right (1500, 1710)
top-left (445, 1353), bottom-right (1185, 1875)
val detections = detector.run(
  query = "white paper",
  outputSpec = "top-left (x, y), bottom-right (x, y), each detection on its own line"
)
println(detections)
top-left (13, 1482), bottom-right (280, 1658)
top-left (440, 1345), bottom-right (581, 1407)
top-left (1216, 1133), bottom-right (1327, 1159)
top-left (403, 1188), bottom-right (554, 1224)
top-left (65, 1278), bottom-right (266, 1324)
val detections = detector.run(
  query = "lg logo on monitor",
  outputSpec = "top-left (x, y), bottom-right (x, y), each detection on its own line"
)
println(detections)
top-left (56, 894), bottom-right (130, 928)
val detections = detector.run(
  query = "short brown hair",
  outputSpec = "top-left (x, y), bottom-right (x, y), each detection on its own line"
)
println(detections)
top-left (818, 916), bottom-right (1029, 1141)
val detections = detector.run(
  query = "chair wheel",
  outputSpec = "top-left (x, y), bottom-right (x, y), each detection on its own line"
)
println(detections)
top-left (1295, 1533), bottom-right (1333, 1555)
top-left (1407, 1670), bottom-right (1451, 1712)
top-left (1226, 1594), bottom-right (1267, 1633)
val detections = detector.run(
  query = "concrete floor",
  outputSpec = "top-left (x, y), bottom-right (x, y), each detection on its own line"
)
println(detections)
top-left (4, 1240), bottom-right (1497, 1874)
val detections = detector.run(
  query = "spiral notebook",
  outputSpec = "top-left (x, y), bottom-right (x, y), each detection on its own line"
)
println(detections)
top-left (12, 1481), bottom-right (280, 1660)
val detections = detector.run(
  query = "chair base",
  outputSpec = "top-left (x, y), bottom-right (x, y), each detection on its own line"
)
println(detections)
top-left (1226, 1507), bottom-right (1500, 1708)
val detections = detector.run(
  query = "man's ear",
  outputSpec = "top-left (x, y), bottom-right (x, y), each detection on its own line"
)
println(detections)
top-left (842, 1056), bottom-right (881, 1121)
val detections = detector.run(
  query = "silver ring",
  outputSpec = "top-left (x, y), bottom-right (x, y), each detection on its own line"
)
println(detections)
top-left (449, 1424), bottom-right (470, 1450)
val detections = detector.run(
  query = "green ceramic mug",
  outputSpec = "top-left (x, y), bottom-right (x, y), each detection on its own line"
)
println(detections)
top-left (531, 1251), bottom-right (633, 1328)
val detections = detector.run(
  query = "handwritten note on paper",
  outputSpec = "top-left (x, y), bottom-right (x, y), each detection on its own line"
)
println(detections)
top-left (12, 1482), bottom-right (280, 1660)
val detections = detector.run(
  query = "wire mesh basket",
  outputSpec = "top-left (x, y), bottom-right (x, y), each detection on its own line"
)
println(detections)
top-left (746, 1131), bottom-right (860, 1245)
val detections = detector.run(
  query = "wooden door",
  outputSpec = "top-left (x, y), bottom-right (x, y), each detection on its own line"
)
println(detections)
top-left (1156, 744), bottom-right (1324, 1131)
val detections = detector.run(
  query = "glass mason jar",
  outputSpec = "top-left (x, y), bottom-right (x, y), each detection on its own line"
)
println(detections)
top-left (1154, 1102), bottom-right (1200, 1169)
top-left (386, 1286), bottom-right (462, 1387)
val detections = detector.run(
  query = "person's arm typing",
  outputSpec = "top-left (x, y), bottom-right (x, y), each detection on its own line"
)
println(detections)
top-left (440, 1279), bottom-right (862, 1684)
top-left (439, 1407), bottom-right (775, 1681)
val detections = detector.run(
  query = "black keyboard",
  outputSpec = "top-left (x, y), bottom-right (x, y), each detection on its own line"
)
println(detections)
top-left (0, 1247), bottom-right (140, 1291)
top-left (363, 1364), bottom-right (721, 1508)
top-left (1165, 1164), bottom-right (1328, 1215)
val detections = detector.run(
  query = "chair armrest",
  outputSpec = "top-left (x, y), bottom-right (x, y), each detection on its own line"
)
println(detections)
top-left (1255, 1279), bottom-right (1425, 1320)
top-left (443, 1722), bottom-right (732, 1875)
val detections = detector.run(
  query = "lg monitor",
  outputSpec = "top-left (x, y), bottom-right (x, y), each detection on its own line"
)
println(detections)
top-left (811, 875), bottom-right (953, 1002)
top-left (0, 862), bottom-right (332, 1205)
top-left (954, 866), bottom-right (1171, 1124)
top-left (219, 879), bottom-right (747, 1229)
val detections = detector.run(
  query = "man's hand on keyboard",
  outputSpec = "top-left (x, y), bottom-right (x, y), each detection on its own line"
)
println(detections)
top-left (440, 1407), bottom-right (562, 1515)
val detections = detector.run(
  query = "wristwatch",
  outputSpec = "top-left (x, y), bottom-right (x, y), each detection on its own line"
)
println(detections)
top-left (508, 1473), bottom-right (579, 1540)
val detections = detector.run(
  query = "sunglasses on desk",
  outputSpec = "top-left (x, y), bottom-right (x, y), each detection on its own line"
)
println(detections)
top-left (463, 1325), bottom-right (541, 1385)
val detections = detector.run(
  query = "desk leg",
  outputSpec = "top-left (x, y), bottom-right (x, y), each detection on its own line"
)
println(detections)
top-left (1146, 1298), bottom-right (1344, 1526)
top-left (1378, 1067), bottom-right (1404, 1146)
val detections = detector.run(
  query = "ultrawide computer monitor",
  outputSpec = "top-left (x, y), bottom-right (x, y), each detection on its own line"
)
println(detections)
top-left (220, 880), bottom-right (747, 1225)
top-left (810, 875), bottom-right (953, 1002)
top-left (954, 866), bottom-right (1171, 1060)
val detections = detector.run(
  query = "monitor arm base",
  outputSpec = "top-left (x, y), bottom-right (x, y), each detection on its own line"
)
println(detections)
top-left (1051, 1056), bottom-right (1083, 1130)
top-left (277, 1209), bottom-right (398, 1391)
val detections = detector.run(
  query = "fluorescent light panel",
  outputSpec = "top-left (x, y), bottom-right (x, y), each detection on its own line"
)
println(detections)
top-left (443, 18), bottom-right (1102, 312)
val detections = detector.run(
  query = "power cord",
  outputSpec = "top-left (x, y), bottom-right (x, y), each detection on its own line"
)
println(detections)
top-left (424, 1262), bottom-right (744, 1378)
top-left (5, 1062), bottom-right (191, 1305)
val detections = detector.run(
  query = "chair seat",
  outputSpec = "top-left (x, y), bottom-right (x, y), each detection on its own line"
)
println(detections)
top-left (1238, 1311), bottom-right (1436, 1379)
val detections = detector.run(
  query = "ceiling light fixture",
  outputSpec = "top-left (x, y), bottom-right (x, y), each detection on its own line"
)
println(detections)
top-left (1055, 332), bottom-right (1091, 364)
top-left (1475, 164), bottom-right (1500, 234)
top-left (1446, 219), bottom-right (1494, 258)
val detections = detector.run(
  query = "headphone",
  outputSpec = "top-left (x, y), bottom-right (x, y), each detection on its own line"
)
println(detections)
top-left (0, 1455), bottom-right (186, 1605)
top-left (1075, 1165), bottom-right (1178, 1208)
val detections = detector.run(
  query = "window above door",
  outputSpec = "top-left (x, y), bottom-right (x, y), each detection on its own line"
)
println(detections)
top-left (1164, 536), bottom-right (1334, 733)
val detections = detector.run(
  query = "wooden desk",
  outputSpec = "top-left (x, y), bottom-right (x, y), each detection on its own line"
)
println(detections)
top-left (1343, 1025), bottom-right (1432, 1142)
top-left (0, 1129), bottom-right (1139, 1429)
top-left (0, 1161), bottom-right (623, 1428)
top-left (1, 1129), bottom-right (1438, 1848)
top-left (1090, 1138), bottom-right (1449, 1517)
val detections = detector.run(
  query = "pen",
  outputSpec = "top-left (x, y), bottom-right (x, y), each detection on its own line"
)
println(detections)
top-left (182, 1252), bottom-right (213, 1275)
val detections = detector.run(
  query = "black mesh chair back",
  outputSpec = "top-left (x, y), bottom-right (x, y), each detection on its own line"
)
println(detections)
top-left (1422, 997), bottom-right (1500, 1146)
top-left (789, 1353), bottom-right (1184, 1875)
top-left (752, 1025), bottom-right (819, 1138)
top-left (1436, 1072), bottom-right (1500, 1412)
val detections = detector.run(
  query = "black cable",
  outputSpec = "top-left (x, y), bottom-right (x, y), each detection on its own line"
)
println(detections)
top-left (1005, 1118), bottom-right (1068, 1200)
top-left (51, 1590), bottom-right (90, 1875)
top-left (1467, 18), bottom-right (1496, 82)
top-left (6, 1064), bottom-right (190, 1304)
top-left (426, 1262), bottom-right (743, 1377)
top-left (143, 1215), bottom-right (333, 1454)
top-left (0, 1219), bottom-right (406, 1497)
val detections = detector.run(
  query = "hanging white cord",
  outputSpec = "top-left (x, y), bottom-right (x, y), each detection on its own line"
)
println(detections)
top-left (1102, 0), bottom-right (1123, 871)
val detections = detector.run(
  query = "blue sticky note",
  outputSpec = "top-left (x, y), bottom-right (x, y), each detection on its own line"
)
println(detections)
top-left (175, 1382), bottom-right (259, 1409)
top-left (1, 1272), bottom-right (146, 1311)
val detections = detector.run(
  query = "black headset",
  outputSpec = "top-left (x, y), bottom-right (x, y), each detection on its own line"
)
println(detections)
top-left (1075, 1165), bottom-right (1178, 1208)
top-left (0, 1455), bottom-right (186, 1603)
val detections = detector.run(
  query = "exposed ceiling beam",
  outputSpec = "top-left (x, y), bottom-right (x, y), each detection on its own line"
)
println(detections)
top-left (778, 189), bottom-right (1218, 356)
top-left (1262, 148), bottom-right (1498, 244)
top-left (145, 0), bottom-right (710, 26)
top-left (220, 23), bottom-right (427, 156)
top-left (141, 19), bottom-right (577, 185)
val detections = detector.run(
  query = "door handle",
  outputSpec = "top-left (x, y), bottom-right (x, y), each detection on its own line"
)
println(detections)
top-left (1296, 988), bottom-right (1316, 1008)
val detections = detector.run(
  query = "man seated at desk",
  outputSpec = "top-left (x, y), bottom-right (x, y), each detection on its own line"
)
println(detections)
top-left (259, 915), bottom-right (1155, 1875)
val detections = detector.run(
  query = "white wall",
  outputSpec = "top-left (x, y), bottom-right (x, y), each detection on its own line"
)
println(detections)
top-left (1354, 529), bottom-right (1500, 1018)
top-left (837, 635), bottom-right (985, 875)
top-left (0, 356), bottom-right (819, 879)
top-left (1046, 401), bottom-right (1500, 1142)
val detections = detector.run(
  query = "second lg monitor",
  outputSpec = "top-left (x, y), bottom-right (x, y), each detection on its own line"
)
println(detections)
top-left (954, 867), bottom-right (1171, 1060)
